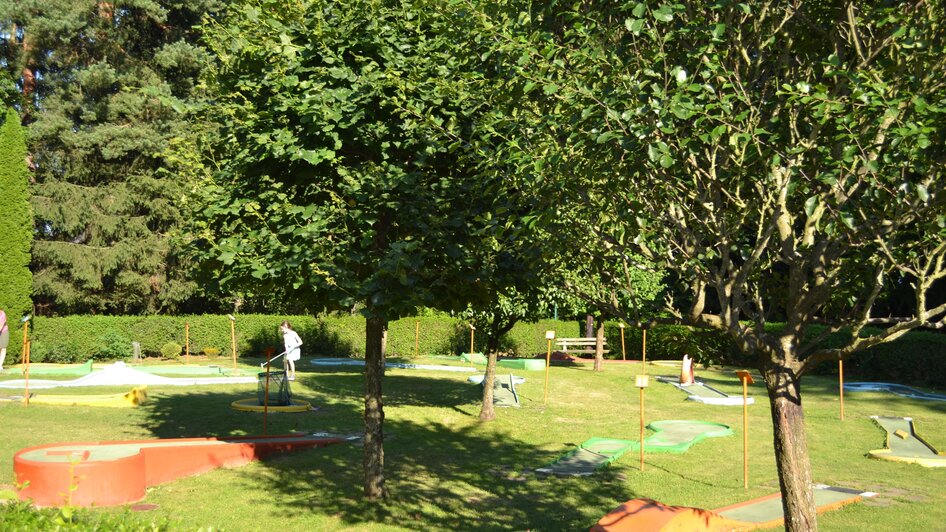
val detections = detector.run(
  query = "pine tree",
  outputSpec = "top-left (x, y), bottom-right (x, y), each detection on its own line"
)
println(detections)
top-left (0, 107), bottom-right (33, 356)
top-left (0, 1), bottom-right (221, 315)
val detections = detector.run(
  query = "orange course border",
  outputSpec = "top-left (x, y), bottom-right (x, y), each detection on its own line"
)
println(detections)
top-left (592, 485), bottom-right (871, 531)
top-left (15, 433), bottom-right (344, 507)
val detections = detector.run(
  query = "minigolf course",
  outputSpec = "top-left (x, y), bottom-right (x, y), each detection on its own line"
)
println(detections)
top-left (536, 420), bottom-right (732, 476)
top-left (845, 382), bottom-right (946, 402)
top-left (656, 375), bottom-right (755, 406)
top-left (0, 387), bottom-right (148, 408)
top-left (868, 416), bottom-right (946, 467)
top-left (15, 433), bottom-right (350, 507)
top-left (0, 361), bottom-right (256, 389)
top-left (592, 484), bottom-right (875, 531)
top-left (10, 359), bottom-right (94, 376)
top-left (468, 374), bottom-right (523, 407)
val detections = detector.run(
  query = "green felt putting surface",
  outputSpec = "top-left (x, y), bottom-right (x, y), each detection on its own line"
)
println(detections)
top-left (15, 360), bottom-right (94, 376)
top-left (498, 358), bottom-right (545, 371)
top-left (644, 420), bottom-right (733, 452)
top-left (536, 437), bottom-right (636, 476)
top-left (537, 421), bottom-right (732, 475)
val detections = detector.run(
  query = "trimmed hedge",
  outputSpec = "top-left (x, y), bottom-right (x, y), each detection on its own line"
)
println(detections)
top-left (25, 314), bottom-right (946, 386)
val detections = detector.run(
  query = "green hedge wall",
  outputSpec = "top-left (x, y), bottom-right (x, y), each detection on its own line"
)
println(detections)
top-left (22, 314), bottom-right (946, 386)
top-left (0, 108), bottom-right (34, 363)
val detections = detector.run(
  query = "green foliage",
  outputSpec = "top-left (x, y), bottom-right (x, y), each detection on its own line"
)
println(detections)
top-left (94, 330), bottom-right (132, 360)
top-left (0, 1), bottom-right (223, 315)
top-left (0, 500), bottom-right (175, 531)
top-left (0, 108), bottom-right (33, 360)
top-left (191, 0), bottom-right (550, 328)
top-left (201, 347), bottom-right (221, 357)
top-left (161, 341), bottom-right (183, 359)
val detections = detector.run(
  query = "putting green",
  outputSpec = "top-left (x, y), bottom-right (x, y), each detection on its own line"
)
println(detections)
top-left (868, 416), bottom-right (946, 467)
top-left (536, 420), bottom-right (732, 476)
top-left (12, 360), bottom-right (94, 376)
top-left (459, 353), bottom-right (545, 370)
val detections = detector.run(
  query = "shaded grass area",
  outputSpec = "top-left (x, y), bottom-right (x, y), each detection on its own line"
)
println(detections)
top-left (1, 359), bottom-right (945, 530)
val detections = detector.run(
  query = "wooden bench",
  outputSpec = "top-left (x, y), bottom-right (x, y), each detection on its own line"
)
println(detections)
top-left (555, 338), bottom-right (610, 354)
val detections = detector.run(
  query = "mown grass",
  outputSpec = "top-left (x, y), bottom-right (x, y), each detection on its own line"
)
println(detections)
top-left (1, 357), bottom-right (945, 531)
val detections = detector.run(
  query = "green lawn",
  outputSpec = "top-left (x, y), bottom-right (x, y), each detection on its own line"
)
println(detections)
top-left (1, 358), bottom-right (945, 530)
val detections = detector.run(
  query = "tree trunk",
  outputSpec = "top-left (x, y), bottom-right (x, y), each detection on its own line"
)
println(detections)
top-left (584, 314), bottom-right (594, 338)
top-left (764, 364), bottom-right (818, 531)
top-left (364, 314), bottom-right (387, 500)
top-left (479, 334), bottom-right (501, 421)
top-left (593, 317), bottom-right (605, 372)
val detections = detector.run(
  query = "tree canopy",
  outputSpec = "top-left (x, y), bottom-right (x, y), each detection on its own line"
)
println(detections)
top-left (0, 0), bottom-right (221, 315)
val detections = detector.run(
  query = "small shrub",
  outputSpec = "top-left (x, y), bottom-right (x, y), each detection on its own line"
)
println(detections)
top-left (0, 499), bottom-right (174, 530)
top-left (161, 342), bottom-right (182, 359)
top-left (202, 347), bottom-right (221, 357)
top-left (93, 330), bottom-right (132, 360)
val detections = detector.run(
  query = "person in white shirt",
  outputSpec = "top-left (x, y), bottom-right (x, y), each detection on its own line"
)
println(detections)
top-left (280, 320), bottom-right (303, 381)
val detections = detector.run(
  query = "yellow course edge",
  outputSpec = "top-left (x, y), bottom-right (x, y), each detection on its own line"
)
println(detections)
top-left (867, 449), bottom-right (946, 468)
top-left (231, 397), bottom-right (312, 413)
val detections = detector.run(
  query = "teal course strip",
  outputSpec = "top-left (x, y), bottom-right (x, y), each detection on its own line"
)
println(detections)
top-left (536, 420), bottom-right (732, 476)
top-left (469, 374), bottom-right (521, 407)
top-left (717, 485), bottom-right (867, 523)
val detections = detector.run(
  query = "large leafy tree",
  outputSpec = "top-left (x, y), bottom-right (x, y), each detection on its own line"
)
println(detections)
top-left (484, 1), bottom-right (946, 529)
top-left (193, 0), bottom-right (544, 499)
top-left (0, 0), bottom-right (220, 315)
top-left (0, 108), bottom-right (33, 359)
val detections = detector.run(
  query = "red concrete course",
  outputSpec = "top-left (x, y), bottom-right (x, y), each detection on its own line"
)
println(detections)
top-left (15, 433), bottom-right (343, 507)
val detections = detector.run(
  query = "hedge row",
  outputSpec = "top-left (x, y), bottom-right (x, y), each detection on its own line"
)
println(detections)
top-left (26, 314), bottom-right (730, 363)
top-left (21, 314), bottom-right (946, 386)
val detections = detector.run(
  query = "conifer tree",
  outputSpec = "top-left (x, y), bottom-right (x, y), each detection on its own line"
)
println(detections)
top-left (0, 107), bottom-right (33, 356)
top-left (0, 1), bottom-right (221, 315)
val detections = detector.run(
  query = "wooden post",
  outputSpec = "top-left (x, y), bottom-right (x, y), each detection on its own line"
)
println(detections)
top-left (839, 356), bottom-right (845, 421)
top-left (636, 374), bottom-right (649, 471)
top-left (414, 320), bottom-right (420, 358)
top-left (24, 341), bottom-right (31, 407)
top-left (619, 323), bottom-right (626, 361)
top-left (185, 322), bottom-right (190, 365)
top-left (469, 325), bottom-right (475, 366)
top-left (736, 370), bottom-right (754, 489)
top-left (641, 328), bottom-right (647, 372)
top-left (229, 315), bottom-right (237, 369)
top-left (544, 330), bottom-right (555, 404)
top-left (21, 320), bottom-right (29, 364)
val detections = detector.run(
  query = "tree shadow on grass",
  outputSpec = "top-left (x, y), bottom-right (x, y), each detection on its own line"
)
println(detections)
top-left (138, 370), bottom-right (640, 530)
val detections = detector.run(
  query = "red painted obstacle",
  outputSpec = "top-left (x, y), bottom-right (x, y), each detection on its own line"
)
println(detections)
top-left (15, 433), bottom-right (344, 507)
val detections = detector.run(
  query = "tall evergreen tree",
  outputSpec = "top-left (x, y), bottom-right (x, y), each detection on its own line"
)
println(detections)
top-left (0, 0), bottom-right (221, 315)
top-left (0, 107), bottom-right (33, 356)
